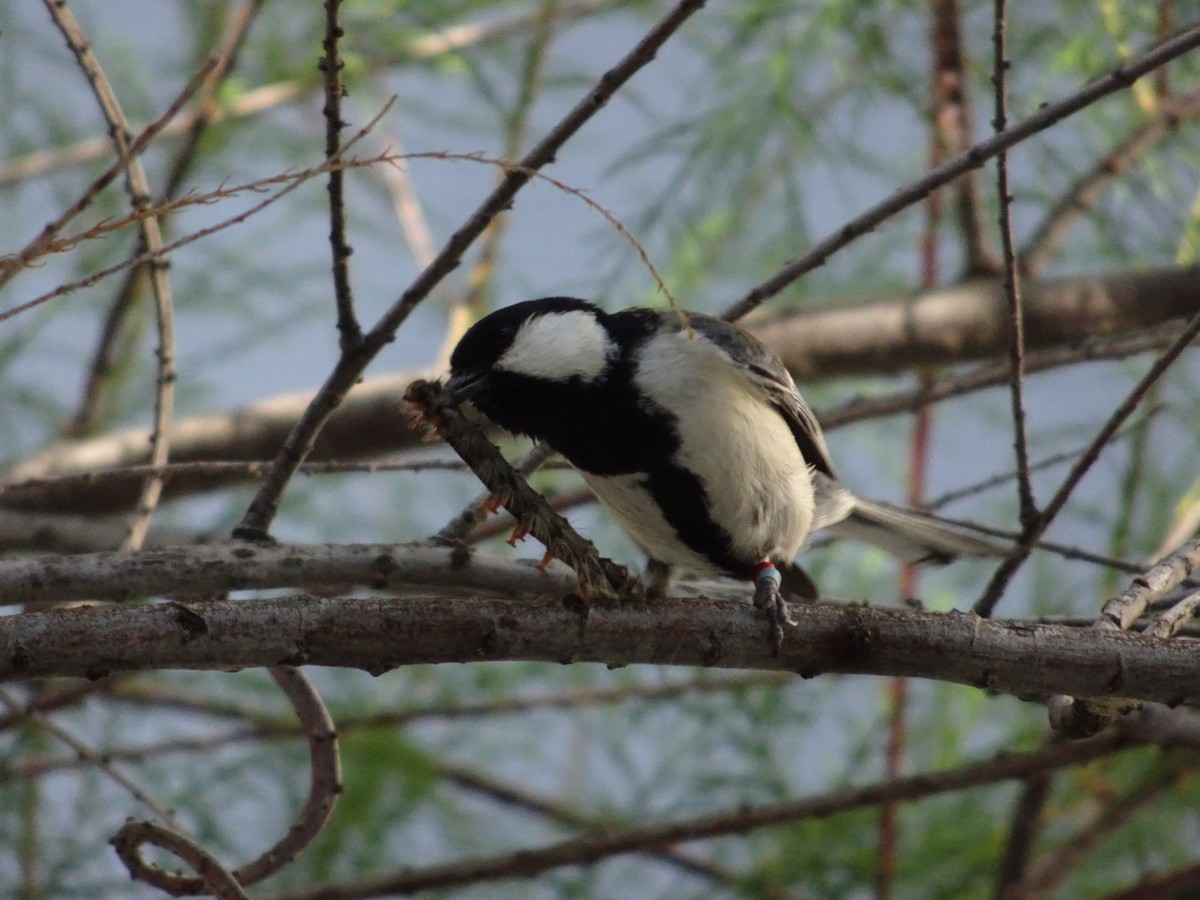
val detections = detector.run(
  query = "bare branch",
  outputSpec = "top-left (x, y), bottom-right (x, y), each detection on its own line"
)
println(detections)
top-left (0, 541), bottom-right (573, 608)
top-left (6, 578), bottom-right (1200, 707)
top-left (991, 0), bottom-right (1037, 530)
top-left (41, 0), bottom-right (182, 552)
top-left (1021, 88), bottom-right (1200, 274)
top-left (0, 59), bottom-right (215, 293)
top-left (1103, 538), bottom-right (1200, 631)
top-left (320, 0), bottom-right (362, 351)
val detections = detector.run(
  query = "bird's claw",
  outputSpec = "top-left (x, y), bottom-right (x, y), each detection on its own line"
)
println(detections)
top-left (753, 562), bottom-right (785, 656)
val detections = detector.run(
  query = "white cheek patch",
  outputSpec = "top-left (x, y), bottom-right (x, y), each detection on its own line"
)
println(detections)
top-left (496, 310), bottom-right (613, 381)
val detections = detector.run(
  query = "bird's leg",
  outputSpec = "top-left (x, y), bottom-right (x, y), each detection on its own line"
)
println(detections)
top-left (752, 561), bottom-right (785, 656)
top-left (643, 559), bottom-right (676, 599)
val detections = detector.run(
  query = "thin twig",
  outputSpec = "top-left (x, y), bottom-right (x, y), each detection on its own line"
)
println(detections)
top-left (66, 0), bottom-right (266, 439)
top-left (234, 0), bottom-right (707, 540)
top-left (973, 309), bottom-right (1200, 617)
top-left (0, 689), bottom-right (180, 827)
top-left (1142, 588), bottom-right (1200, 639)
top-left (928, 417), bottom-right (1147, 510)
top-left (994, 771), bottom-right (1053, 900)
top-left (0, 56), bottom-right (214, 293)
top-left (991, 0), bottom-right (1037, 530)
top-left (1021, 87), bottom-right (1200, 274)
top-left (320, 0), bottom-right (362, 351)
top-left (437, 761), bottom-right (754, 891)
top-left (5, 675), bottom-right (791, 781)
top-left (42, 0), bottom-right (185, 553)
top-left (0, 0), bottom-right (627, 186)
top-left (1, 115), bottom-right (395, 325)
top-left (720, 21), bottom-right (1200, 322)
top-left (278, 732), bottom-right (1143, 899)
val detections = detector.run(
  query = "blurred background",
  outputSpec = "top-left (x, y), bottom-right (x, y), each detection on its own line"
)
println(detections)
top-left (2, 1), bottom-right (1199, 897)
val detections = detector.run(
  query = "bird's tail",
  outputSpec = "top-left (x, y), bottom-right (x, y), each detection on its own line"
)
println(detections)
top-left (812, 474), bottom-right (1006, 563)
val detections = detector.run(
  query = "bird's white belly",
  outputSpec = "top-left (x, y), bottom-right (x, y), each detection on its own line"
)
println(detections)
top-left (583, 346), bottom-right (815, 574)
top-left (669, 375), bottom-right (815, 565)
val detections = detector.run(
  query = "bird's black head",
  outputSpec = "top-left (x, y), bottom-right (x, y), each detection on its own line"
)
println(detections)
top-left (445, 297), bottom-right (614, 436)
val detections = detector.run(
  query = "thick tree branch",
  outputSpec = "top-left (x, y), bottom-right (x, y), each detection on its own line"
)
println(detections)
top-left (0, 542), bottom-right (574, 608)
top-left (2, 568), bottom-right (1200, 706)
top-left (0, 371), bottom-right (435, 513)
top-left (753, 265), bottom-right (1200, 379)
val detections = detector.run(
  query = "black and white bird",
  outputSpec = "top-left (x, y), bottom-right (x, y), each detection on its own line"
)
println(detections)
top-left (446, 297), bottom-right (999, 618)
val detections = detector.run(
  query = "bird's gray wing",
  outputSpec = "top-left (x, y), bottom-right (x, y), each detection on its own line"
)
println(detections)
top-left (685, 312), bottom-right (837, 478)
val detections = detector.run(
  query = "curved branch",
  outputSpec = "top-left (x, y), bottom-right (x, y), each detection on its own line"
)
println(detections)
top-left (111, 820), bottom-right (248, 899)
top-left (109, 668), bottom-right (339, 895)
top-left (237, 667), bottom-right (341, 885)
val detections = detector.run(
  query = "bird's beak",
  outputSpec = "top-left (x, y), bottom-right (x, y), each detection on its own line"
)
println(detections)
top-left (444, 370), bottom-right (486, 402)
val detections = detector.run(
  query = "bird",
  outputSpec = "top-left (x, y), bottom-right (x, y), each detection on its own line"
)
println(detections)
top-left (445, 297), bottom-right (1000, 635)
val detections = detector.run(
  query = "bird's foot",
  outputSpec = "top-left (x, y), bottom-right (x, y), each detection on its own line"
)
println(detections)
top-left (752, 561), bottom-right (786, 656)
